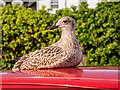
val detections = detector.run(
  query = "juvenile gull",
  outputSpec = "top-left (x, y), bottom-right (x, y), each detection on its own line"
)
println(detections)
top-left (12, 16), bottom-right (83, 71)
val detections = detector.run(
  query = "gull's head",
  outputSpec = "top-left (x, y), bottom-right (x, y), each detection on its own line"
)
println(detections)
top-left (50, 16), bottom-right (76, 32)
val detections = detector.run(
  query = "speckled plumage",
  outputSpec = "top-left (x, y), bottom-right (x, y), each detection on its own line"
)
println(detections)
top-left (13, 16), bottom-right (83, 71)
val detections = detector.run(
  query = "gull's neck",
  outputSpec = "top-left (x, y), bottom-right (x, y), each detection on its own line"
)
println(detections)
top-left (54, 28), bottom-right (79, 51)
top-left (61, 29), bottom-right (76, 40)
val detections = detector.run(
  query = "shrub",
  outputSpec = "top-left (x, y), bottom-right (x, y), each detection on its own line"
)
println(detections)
top-left (76, 2), bottom-right (120, 66)
top-left (2, 2), bottom-right (120, 70)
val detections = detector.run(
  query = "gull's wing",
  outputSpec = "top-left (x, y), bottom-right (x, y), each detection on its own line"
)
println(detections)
top-left (13, 46), bottom-right (68, 70)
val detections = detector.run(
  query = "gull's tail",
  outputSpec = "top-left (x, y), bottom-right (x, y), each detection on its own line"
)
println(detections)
top-left (6, 57), bottom-right (20, 64)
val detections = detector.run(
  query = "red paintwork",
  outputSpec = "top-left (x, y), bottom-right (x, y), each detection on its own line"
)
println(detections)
top-left (0, 67), bottom-right (119, 89)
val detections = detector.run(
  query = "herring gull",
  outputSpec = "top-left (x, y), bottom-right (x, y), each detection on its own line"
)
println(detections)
top-left (12, 16), bottom-right (83, 71)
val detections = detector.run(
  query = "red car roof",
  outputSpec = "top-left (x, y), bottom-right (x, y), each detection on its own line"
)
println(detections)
top-left (0, 67), bottom-right (119, 89)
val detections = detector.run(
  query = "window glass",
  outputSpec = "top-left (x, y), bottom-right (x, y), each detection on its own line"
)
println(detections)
top-left (51, 0), bottom-right (58, 8)
top-left (0, 4), bottom-right (3, 7)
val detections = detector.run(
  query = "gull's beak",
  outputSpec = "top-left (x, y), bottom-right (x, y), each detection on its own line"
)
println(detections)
top-left (49, 25), bottom-right (59, 30)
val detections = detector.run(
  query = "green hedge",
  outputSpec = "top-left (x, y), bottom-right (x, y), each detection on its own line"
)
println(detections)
top-left (2, 2), bottom-right (120, 70)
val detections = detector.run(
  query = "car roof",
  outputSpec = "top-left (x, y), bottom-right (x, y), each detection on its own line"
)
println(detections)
top-left (1, 67), bottom-right (119, 89)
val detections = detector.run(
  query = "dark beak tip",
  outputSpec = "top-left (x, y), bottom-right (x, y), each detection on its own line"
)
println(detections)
top-left (49, 25), bottom-right (59, 30)
top-left (49, 27), bottom-right (54, 30)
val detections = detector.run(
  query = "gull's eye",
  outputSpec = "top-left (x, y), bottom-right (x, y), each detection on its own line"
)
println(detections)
top-left (63, 20), bottom-right (68, 23)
